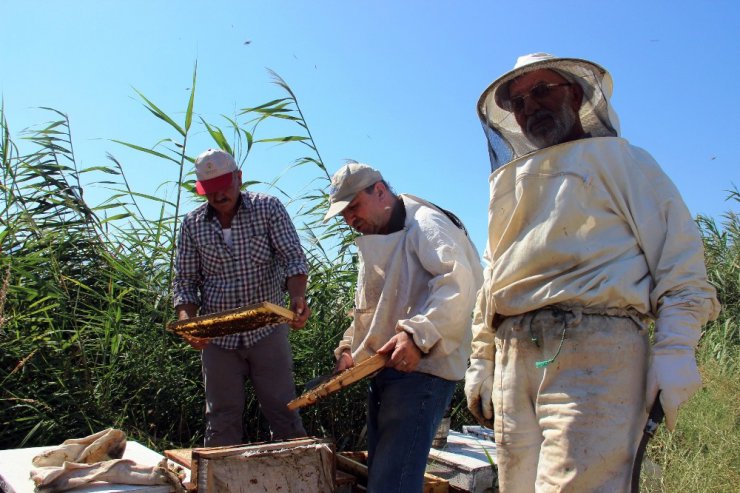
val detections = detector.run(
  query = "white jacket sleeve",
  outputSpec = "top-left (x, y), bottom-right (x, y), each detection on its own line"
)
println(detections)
top-left (609, 145), bottom-right (720, 429)
top-left (465, 255), bottom-right (495, 427)
top-left (334, 321), bottom-right (355, 360)
top-left (397, 211), bottom-right (482, 355)
top-left (470, 253), bottom-right (495, 361)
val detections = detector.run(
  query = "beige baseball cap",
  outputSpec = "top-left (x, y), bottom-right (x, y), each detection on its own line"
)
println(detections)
top-left (194, 148), bottom-right (238, 195)
top-left (324, 162), bottom-right (383, 221)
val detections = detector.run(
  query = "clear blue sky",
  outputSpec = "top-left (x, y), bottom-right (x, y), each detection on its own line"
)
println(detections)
top-left (2, 0), bottom-right (738, 253)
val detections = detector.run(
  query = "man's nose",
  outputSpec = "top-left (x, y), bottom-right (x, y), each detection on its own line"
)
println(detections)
top-left (523, 94), bottom-right (541, 114)
top-left (210, 191), bottom-right (227, 202)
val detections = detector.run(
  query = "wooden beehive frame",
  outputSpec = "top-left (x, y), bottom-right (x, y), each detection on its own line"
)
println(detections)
top-left (287, 353), bottom-right (389, 410)
top-left (167, 302), bottom-right (294, 339)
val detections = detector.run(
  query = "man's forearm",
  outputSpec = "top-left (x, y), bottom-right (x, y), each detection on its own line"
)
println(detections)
top-left (286, 274), bottom-right (308, 301)
top-left (175, 303), bottom-right (199, 320)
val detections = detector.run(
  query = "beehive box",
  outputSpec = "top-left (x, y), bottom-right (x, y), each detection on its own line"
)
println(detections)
top-left (427, 430), bottom-right (498, 493)
top-left (190, 438), bottom-right (335, 493)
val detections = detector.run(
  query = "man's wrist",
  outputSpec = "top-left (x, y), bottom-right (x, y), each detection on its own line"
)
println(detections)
top-left (398, 328), bottom-right (426, 355)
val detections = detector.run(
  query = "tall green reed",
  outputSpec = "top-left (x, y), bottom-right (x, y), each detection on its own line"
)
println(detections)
top-left (696, 187), bottom-right (739, 373)
top-left (0, 70), bottom-right (204, 448)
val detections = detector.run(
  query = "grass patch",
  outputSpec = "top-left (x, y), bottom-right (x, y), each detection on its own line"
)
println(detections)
top-left (644, 358), bottom-right (740, 492)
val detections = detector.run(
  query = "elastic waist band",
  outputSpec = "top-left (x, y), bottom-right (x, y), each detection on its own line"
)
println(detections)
top-left (492, 304), bottom-right (647, 329)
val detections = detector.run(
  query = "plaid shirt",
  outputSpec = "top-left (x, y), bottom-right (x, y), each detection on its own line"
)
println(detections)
top-left (173, 192), bottom-right (308, 349)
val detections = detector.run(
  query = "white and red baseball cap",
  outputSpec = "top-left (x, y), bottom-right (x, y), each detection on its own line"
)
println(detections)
top-left (194, 148), bottom-right (238, 195)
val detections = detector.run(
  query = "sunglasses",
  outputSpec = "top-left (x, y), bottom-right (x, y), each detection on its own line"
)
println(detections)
top-left (509, 83), bottom-right (571, 112)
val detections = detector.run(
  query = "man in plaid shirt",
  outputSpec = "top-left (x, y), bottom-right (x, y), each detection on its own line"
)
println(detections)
top-left (173, 148), bottom-right (311, 446)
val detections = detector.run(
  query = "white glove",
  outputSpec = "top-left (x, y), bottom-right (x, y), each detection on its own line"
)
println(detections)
top-left (646, 348), bottom-right (701, 431)
top-left (465, 358), bottom-right (495, 429)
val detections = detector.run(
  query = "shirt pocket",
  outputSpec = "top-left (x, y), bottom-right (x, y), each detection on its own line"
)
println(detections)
top-left (248, 234), bottom-right (273, 264)
top-left (199, 243), bottom-right (226, 276)
top-left (200, 278), bottom-right (232, 312)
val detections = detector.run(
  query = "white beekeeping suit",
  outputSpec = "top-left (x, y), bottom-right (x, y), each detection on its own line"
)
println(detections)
top-left (465, 53), bottom-right (719, 492)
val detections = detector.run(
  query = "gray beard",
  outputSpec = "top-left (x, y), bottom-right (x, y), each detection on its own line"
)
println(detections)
top-left (524, 97), bottom-right (577, 149)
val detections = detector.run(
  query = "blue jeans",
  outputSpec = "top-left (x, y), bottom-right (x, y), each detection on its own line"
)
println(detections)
top-left (366, 369), bottom-right (456, 493)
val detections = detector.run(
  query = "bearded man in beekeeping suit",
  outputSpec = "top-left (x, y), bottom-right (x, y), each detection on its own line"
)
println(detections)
top-left (464, 53), bottom-right (720, 492)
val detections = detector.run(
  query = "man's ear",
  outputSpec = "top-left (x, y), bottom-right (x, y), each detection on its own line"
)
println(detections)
top-left (374, 181), bottom-right (385, 198)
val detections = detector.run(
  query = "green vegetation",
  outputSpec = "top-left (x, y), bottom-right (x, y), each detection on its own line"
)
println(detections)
top-left (641, 196), bottom-right (740, 492)
top-left (0, 73), bottom-right (737, 492)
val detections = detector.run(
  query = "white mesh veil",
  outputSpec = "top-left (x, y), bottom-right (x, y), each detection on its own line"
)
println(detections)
top-left (477, 53), bottom-right (621, 171)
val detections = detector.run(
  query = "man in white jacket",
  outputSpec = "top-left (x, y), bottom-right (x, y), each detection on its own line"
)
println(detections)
top-left (325, 162), bottom-right (483, 493)
top-left (465, 53), bottom-right (720, 492)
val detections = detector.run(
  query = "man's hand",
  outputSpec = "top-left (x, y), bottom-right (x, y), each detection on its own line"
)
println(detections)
top-left (182, 334), bottom-right (209, 350)
top-left (465, 358), bottom-right (495, 429)
top-left (378, 330), bottom-right (422, 373)
top-left (335, 350), bottom-right (354, 372)
top-left (289, 296), bottom-right (311, 329)
top-left (646, 348), bottom-right (701, 431)
top-left (175, 303), bottom-right (208, 350)
top-left (286, 274), bottom-right (309, 329)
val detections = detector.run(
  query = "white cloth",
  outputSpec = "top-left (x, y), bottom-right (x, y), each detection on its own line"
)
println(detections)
top-left (335, 194), bottom-right (483, 381)
top-left (31, 428), bottom-right (126, 467)
top-left (29, 429), bottom-right (184, 493)
top-left (31, 458), bottom-right (184, 493)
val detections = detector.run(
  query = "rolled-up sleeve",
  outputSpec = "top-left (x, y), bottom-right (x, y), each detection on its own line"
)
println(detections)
top-left (172, 219), bottom-right (202, 307)
top-left (398, 212), bottom-right (483, 355)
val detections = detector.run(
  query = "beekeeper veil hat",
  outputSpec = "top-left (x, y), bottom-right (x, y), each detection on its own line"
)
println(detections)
top-left (477, 53), bottom-right (621, 171)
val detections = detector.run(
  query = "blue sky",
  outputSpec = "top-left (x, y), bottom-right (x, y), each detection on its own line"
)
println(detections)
top-left (2, 0), bottom-right (738, 253)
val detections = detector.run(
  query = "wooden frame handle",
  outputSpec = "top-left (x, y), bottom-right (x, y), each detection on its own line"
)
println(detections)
top-left (287, 353), bottom-right (389, 410)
